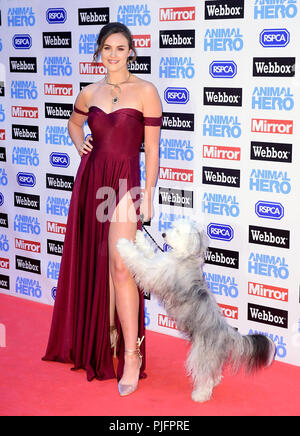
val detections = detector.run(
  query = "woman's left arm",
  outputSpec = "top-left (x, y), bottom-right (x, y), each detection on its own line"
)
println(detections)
top-left (141, 83), bottom-right (162, 222)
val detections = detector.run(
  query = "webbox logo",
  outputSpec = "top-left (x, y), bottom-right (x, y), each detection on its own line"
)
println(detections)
top-left (205, 0), bottom-right (244, 20)
top-left (248, 303), bottom-right (288, 329)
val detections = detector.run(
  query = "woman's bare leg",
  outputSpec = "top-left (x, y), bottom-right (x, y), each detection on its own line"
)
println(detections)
top-left (108, 191), bottom-right (141, 385)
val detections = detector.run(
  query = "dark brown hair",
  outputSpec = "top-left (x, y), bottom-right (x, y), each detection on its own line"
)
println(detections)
top-left (93, 22), bottom-right (137, 63)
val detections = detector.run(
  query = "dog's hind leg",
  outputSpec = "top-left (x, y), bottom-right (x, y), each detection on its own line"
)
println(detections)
top-left (187, 340), bottom-right (224, 402)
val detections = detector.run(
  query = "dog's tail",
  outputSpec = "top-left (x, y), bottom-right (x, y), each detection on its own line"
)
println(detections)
top-left (230, 332), bottom-right (276, 373)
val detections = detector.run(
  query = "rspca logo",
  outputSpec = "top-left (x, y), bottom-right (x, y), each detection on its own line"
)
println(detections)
top-left (17, 172), bottom-right (36, 187)
top-left (160, 137), bottom-right (194, 161)
top-left (254, 0), bottom-right (298, 19)
top-left (203, 115), bottom-right (241, 138)
top-left (46, 8), bottom-right (67, 24)
top-left (159, 57), bottom-right (195, 79)
top-left (252, 87), bottom-right (294, 111)
top-left (11, 81), bottom-right (38, 100)
top-left (44, 57), bottom-right (72, 77)
top-left (250, 169), bottom-right (291, 194)
top-left (260, 29), bottom-right (290, 47)
top-left (8, 7), bottom-right (36, 27)
top-left (207, 223), bottom-right (234, 242)
top-left (79, 34), bottom-right (97, 55)
top-left (50, 152), bottom-right (70, 168)
top-left (164, 87), bottom-right (189, 105)
top-left (13, 34), bottom-right (32, 50)
top-left (204, 28), bottom-right (243, 51)
top-left (248, 252), bottom-right (289, 279)
top-left (14, 214), bottom-right (41, 235)
top-left (209, 61), bottom-right (237, 78)
top-left (51, 286), bottom-right (57, 300)
top-left (117, 4), bottom-right (151, 26)
top-left (255, 201), bottom-right (284, 220)
top-left (202, 193), bottom-right (240, 218)
top-left (204, 272), bottom-right (239, 299)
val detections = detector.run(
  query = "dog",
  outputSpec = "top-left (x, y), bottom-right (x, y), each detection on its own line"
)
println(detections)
top-left (117, 219), bottom-right (276, 402)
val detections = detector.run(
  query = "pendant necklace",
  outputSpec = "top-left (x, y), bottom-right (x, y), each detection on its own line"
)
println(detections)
top-left (105, 72), bottom-right (131, 105)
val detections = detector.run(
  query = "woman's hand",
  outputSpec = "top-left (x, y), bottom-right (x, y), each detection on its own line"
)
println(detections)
top-left (78, 135), bottom-right (93, 157)
top-left (140, 190), bottom-right (154, 223)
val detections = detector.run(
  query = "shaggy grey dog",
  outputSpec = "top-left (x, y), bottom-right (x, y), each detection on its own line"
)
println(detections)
top-left (117, 219), bottom-right (276, 402)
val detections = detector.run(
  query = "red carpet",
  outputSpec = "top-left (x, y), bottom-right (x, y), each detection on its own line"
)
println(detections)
top-left (0, 293), bottom-right (299, 416)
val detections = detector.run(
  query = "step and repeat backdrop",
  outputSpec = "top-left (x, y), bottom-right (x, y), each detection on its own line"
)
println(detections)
top-left (0, 0), bottom-right (300, 366)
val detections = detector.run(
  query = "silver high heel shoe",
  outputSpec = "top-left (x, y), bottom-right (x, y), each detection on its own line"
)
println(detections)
top-left (118, 336), bottom-right (144, 397)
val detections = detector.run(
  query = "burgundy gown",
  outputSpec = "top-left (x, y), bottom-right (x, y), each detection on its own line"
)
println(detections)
top-left (42, 105), bottom-right (162, 382)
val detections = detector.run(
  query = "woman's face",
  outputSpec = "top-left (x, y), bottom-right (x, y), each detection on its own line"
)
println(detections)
top-left (100, 32), bottom-right (131, 73)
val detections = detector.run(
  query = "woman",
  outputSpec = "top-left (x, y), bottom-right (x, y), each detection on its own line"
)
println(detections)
top-left (42, 22), bottom-right (162, 397)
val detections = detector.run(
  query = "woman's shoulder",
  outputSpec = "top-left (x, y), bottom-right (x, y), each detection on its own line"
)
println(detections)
top-left (132, 77), bottom-right (161, 116)
top-left (80, 81), bottom-right (103, 97)
top-left (132, 76), bottom-right (158, 93)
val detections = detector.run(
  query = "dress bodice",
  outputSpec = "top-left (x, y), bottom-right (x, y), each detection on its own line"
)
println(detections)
top-left (74, 106), bottom-right (162, 158)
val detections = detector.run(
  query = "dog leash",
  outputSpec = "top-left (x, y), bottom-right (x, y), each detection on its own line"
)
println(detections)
top-left (141, 217), bottom-right (164, 252)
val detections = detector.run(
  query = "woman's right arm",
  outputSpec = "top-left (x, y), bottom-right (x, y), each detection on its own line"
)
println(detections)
top-left (68, 88), bottom-right (93, 156)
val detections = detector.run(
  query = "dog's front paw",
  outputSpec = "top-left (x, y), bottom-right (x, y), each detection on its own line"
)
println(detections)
top-left (116, 238), bottom-right (134, 258)
top-left (135, 230), bottom-right (155, 258)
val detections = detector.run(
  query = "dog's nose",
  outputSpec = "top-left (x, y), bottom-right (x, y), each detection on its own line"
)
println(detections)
top-left (161, 233), bottom-right (166, 238)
